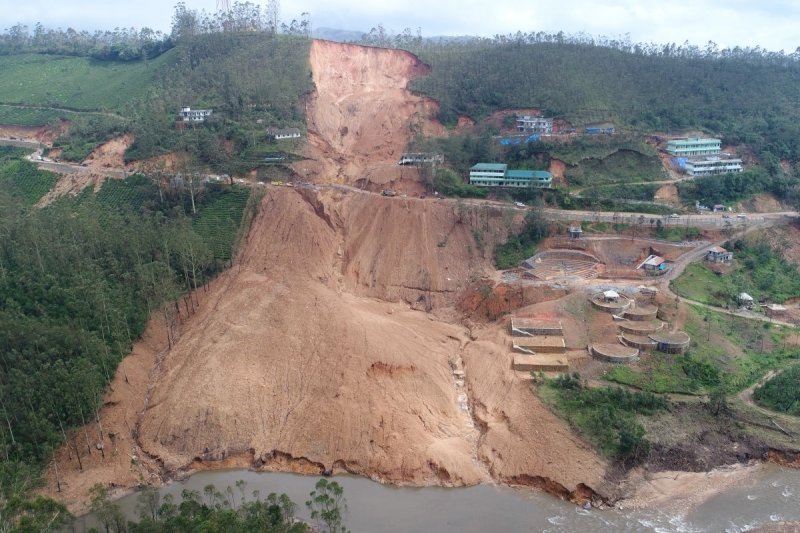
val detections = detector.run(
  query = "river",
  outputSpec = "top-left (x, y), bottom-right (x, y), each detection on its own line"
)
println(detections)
top-left (73, 465), bottom-right (799, 532)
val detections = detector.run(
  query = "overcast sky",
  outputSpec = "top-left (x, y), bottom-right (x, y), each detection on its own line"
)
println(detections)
top-left (4, 0), bottom-right (799, 52)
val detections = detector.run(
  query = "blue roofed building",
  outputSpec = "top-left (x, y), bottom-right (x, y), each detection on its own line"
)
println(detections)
top-left (469, 163), bottom-right (552, 188)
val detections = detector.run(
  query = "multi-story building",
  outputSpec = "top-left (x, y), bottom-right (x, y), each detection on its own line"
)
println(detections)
top-left (666, 137), bottom-right (721, 157)
top-left (684, 156), bottom-right (743, 176)
top-left (179, 106), bottom-right (213, 122)
top-left (468, 163), bottom-right (552, 188)
top-left (516, 116), bottom-right (553, 134)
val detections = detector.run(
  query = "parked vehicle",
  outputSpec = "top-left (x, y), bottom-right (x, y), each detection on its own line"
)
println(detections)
top-left (514, 202), bottom-right (526, 208)
top-left (668, 213), bottom-right (680, 219)
top-left (382, 189), bottom-right (396, 197)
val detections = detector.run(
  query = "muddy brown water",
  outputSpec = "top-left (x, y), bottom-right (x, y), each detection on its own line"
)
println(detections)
top-left (73, 465), bottom-right (799, 532)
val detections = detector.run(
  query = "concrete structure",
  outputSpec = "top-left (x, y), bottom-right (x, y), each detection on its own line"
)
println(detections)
top-left (685, 156), bottom-right (743, 177)
top-left (591, 292), bottom-right (632, 313)
top-left (516, 116), bottom-right (553, 134)
top-left (510, 319), bottom-right (563, 337)
top-left (585, 122), bottom-right (615, 135)
top-left (706, 246), bottom-right (733, 263)
top-left (738, 292), bottom-right (755, 308)
top-left (568, 226), bottom-right (583, 239)
top-left (624, 305), bottom-right (659, 322)
top-left (512, 336), bottom-right (566, 354)
top-left (620, 332), bottom-right (658, 350)
top-left (512, 354), bottom-right (569, 373)
top-left (666, 137), bottom-right (721, 157)
top-left (765, 304), bottom-right (788, 319)
top-left (397, 153), bottom-right (444, 165)
top-left (268, 127), bottom-right (302, 140)
top-left (649, 331), bottom-right (691, 354)
top-left (468, 163), bottom-right (552, 188)
top-left (591, 344), bottom-right (639, 363)
top-left (618, 320), bottom-right (665, 335)
top-left (180, 106), bottom-right (212, 122)
top-left (603, 290), bottom-right (620, 302)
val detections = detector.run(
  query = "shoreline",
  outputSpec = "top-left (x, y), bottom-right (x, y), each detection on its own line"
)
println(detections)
top-left (71, 458), bottom-right (782, 520)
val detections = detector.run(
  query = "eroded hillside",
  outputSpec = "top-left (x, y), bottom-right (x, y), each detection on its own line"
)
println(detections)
top-left (47, 40), bottom-right (610, 511)
top-left (298, 40), bottom-right (445, 189)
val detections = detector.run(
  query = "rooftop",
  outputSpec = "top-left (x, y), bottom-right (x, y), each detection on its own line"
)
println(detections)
top-left (505, 169), bottom-right (552, 179)
top-left (470, 163), bottom-right (507, 172)
top-left (708, 246), bottom-right (728, 254)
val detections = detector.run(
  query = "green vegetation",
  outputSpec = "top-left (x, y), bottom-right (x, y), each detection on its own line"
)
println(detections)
top-left (605, 353), bottom-right (720, 394)
top-left (494, 207), bottom-right (548, 268)
top-left (538, 373), bottom-right (667, 464)
top-left (0, 52), bottom-right (175, 111)
top-left (192, 185), bottom-right (252, 262)
top-left (672, 238), bottom-right (800, 305)
top-left (0, 105), bottom-right (69, 126)
top-left (87, 477), bottom-right (347, 532)
top-left (0, 150), bottom-right (58, 205)
top-left (677, 168), bottom-right (799, 206)
top-left (432, 168), bottom-right (486, 198)
top-left (0, 147), bottom-right (259, 528)
top-left (411, 36), bottom-right (800, 173)
top-left (607, 303), bottom-right (798, 396)
top-left (753, 365), bottom-right (800, 415)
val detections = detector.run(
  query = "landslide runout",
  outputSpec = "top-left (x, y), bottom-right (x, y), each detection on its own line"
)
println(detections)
top-left (137, 189), bottom-right (489, 485)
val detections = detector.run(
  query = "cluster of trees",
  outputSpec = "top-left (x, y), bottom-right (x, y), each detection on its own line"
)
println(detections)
top-left (677, 168), bottom-right (800, 207)
top-left (170, 1), bottom-right (309, 42)
top-left (494, 207), bottom-right (548, 269)
top-left (408, 35), bottom-right (800, 175)
top-left (86, 478), bottom-right (347, 533)
top-left (0, 148), bottom-right (262, 531)
top-left (753, 365), bottom-right (800, 415)
top-left (0, 24), bottom-right (173, 61)
top-left (545, 373), bottom-right (667, 465)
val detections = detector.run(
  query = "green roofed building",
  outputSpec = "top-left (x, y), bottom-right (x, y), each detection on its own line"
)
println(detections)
top-left (469, 163), bottom-right (552, 188)
top-left (666, 138), bottom-right (721, 157)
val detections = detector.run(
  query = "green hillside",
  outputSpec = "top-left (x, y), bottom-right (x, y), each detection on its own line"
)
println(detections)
top-left (0, 51), bottom-right (176, 111)
top-left (411, 38), bottom-right (800, 168)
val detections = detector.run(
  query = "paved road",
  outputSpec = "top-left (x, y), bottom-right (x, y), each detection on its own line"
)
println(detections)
top-left (0, 137), bottom-right (43, 150)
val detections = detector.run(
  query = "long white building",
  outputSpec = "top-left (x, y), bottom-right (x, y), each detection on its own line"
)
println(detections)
top-left (685, 156), bottom-right (743, 176)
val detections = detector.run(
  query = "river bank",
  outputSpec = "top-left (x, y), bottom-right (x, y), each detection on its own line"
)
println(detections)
top-left (73, 463), bottom-right (800, 532)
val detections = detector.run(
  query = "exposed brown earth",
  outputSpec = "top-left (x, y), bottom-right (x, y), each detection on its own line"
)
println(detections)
top-left (297, 40), bottom-right (446, 191)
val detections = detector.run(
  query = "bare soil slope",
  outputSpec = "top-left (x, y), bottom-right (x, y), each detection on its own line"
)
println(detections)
top-left (298, 40), bottom-right (445, 189)
top-left (132, 187), bottom-right (606, 495)
top-left (138, 188), bottom-right (489, 485)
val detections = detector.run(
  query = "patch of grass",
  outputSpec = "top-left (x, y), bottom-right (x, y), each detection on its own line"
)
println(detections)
top-left (565, 148), bottom-right (664, 187)
top-left (539, 373), bottom-right (667, 462)
top-left (192, 186), bottom-right (251, 262)
top-left (0, 105), bottom-right (70, 126)
top-left (0, 159), bottom-right (58, 205)
top-left (671, 262), bottom-right (731, 306)
top-left (673, 238), bottom-right (800, 306)
top-left (753, 364), bottom-right (800, 415)
top-left (95, 174), bottom-right (160, 212)
top-left (0, 52), bottom-right (176, 111)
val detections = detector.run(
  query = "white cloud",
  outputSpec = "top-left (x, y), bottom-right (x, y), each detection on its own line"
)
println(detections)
top-left (2, 0), bottom-right (798, 51)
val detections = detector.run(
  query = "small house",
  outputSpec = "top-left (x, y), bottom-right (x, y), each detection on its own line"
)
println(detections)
top-left (603, 290), bottom-right (620, 303)
top-left (585, 122), bottom-right (615, 135)
top-left (738, 292), bottom-right (754, 309)
top-left (268, 127), bottom-right (302, 140)
top-left (706, 246), bottom-right (733, 263)
top-left (639, 255), bottom-right (668, 272)
top-left (568, 226), bottom-right (583, 239)
top-left (712, 204), bottom-right (727, 212)
top-left (180, 106), bottom-right (212, 122)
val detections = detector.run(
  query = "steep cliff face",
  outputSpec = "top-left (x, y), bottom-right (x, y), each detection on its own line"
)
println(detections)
top-left (298, 40), bottom-right (445, 189)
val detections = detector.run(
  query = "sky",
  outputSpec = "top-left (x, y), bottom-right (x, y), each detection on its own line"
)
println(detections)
top-left (3, 0), bottom-right (799, 52)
